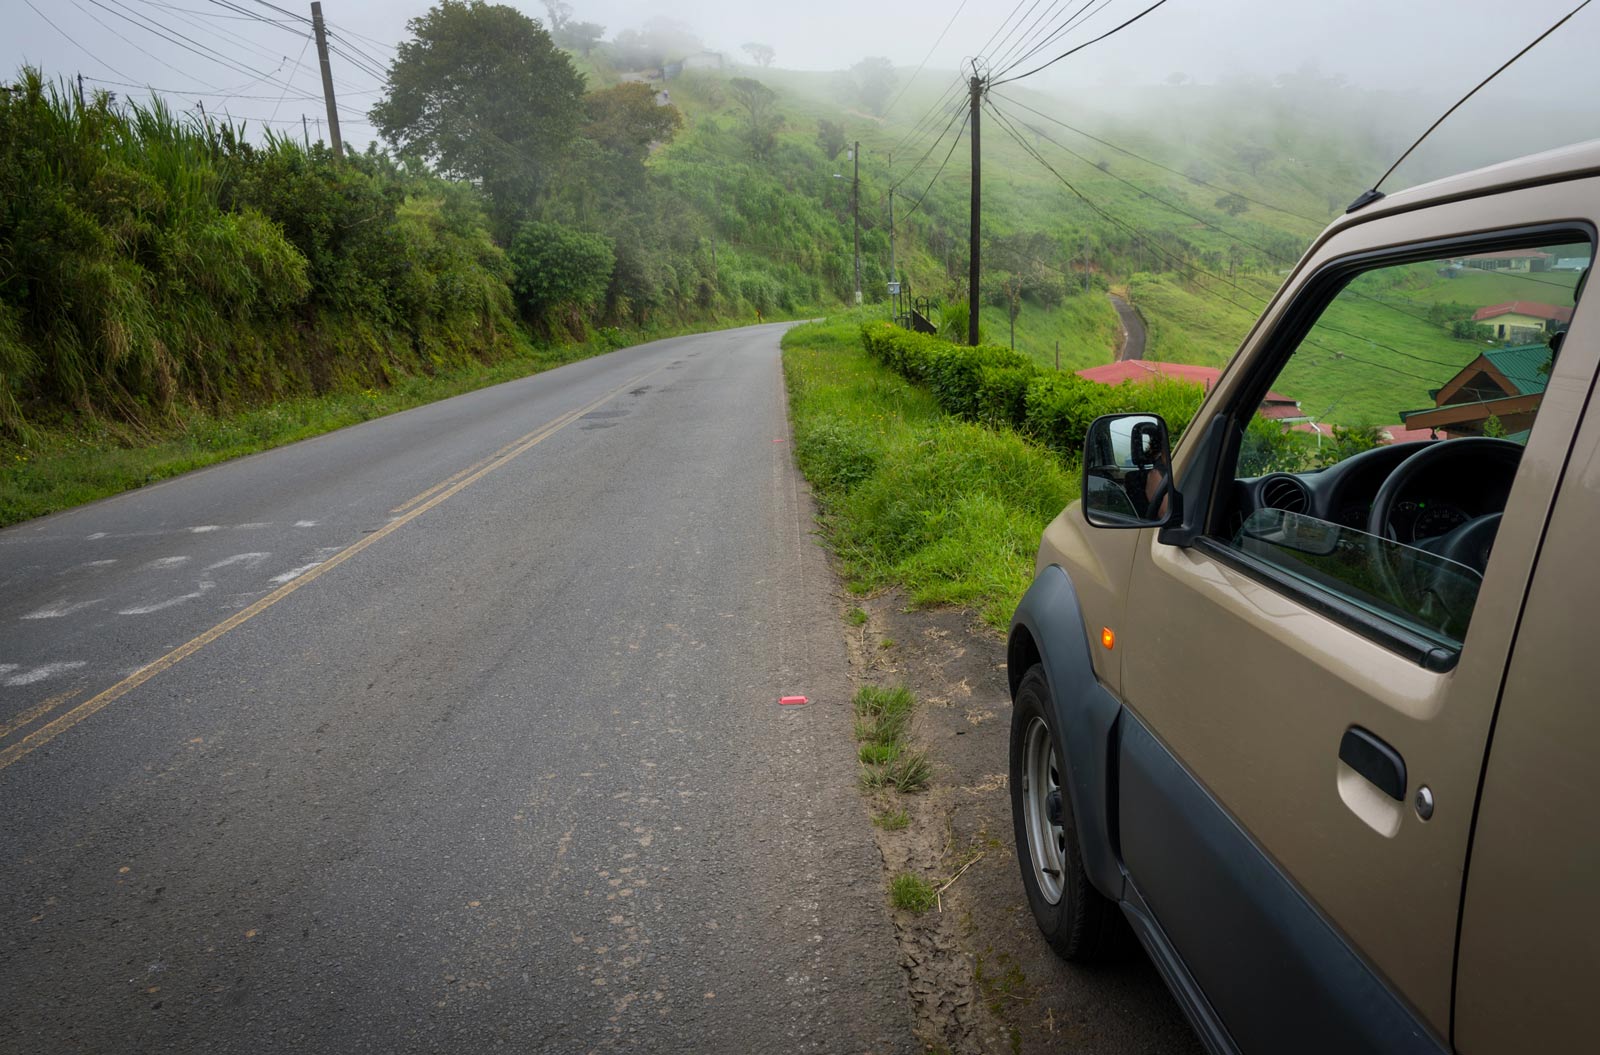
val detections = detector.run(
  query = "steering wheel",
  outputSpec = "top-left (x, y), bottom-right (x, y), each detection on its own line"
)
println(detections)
top-left (1365, 438), bottom-right (1522, 628)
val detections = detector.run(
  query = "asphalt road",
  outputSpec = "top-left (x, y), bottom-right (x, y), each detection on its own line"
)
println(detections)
top-left (1109, 294), bottom-right (1147, 361)
top-left (0, 324), bottom-right (917, 1054)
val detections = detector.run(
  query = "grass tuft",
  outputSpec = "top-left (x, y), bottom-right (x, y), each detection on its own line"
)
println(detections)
top-left (873, 808), bottom-right (910, 830)
top-left (890, 872), bottom-right (937, 913)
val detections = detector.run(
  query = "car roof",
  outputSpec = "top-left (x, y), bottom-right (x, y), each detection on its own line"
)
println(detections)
top-left (1328, 138), bottom-right (1600, 233)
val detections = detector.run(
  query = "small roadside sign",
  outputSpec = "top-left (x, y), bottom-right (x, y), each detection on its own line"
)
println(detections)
top-left (887, 282), bottom-right (901, 295)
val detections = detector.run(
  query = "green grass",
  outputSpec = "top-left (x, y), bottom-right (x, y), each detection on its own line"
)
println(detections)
top-left (889, 872), bottom-right (937, 913)
top-left (977, 291), bottom-right (1122, 373)
top-left (783, 313), bottom-right (1074, 630)
top-left (851, 684), bottom-right (932, 793)
top-left (873, 808), bottom-right (910, 831)
top-left (847, 606), bottom-right (868, 626)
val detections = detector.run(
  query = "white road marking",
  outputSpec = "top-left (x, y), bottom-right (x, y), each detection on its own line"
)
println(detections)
top-left (144, 556), bottom-right (190, 570)
top-left (118, 582), bottom-right (216, 616)
top-left (86, 533), bottom-right (107, 540)
top-left (235, 522), bottom-right (271, 530)
top-left (83, 559), bottom-right (118, 568)
top-left (0, 664), bottom-right (17, 678)
top-left (4, 662), bottom-right (88, 687)
top-left (270, 563), bottom-right (322, 585)
top-left (23, 599), bottom-right (106, 620)
top-left (189, 525), bottom-right (221, 533)
top-left (204, 552), bottom-right (270, 571)
top-left (293, 520), bottom-right (318, 528)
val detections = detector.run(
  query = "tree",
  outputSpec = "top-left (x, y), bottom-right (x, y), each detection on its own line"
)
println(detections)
top-left (580, 82), bottom-right (682, 200)
top-left (727, 77), bottom-right (782, 160)
top-left (508, 220), bottom-right (614, 322)
top-left (850, 57), bottom-right (896, 116)
top-left (560, 21), bottom-right (605, 54)
top-left (742, 42), bottom-right (775, 68)
top-left (1214, 192), bottom-right (1249, 217)
top-left (542, 0), bottom-right (571, 34)
top-left (815, 118), bottom-right (846, 161)
top-left (371, 1), bottom-right (585, 231)
top-left (1235, 144), bottom-right (1272, 176)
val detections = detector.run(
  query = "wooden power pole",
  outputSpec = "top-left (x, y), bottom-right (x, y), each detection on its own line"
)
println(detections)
top-left (968, 74), bottom-right (982, 346)
top-left (310, 2), bottom-right (343, 156)
top-left (852, 140), bottom-right (862, 305)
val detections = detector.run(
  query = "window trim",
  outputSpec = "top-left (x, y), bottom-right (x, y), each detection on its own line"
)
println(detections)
top-left (1194, 221), bottom-right (1596, 670)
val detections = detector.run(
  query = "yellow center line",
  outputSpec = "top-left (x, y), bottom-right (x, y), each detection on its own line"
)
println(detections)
top-left (0, 364), bottom-right (665, 773)
top-left (389, 433), bottom-right (531, 514)
top-left (0, 688), bottom-right (84, 741)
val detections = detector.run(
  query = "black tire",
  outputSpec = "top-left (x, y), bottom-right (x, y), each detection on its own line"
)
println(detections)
top-left (1009, 664), bottom-right (1118, 961)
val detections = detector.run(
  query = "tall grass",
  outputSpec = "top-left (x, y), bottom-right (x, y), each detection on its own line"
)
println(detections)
top-left (0, 69), bottom-right (522, 438)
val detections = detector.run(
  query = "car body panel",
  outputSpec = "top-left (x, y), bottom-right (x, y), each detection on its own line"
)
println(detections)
top-left (1115, 184), bottom-right (1597, 1036)
top-left (1015, 152), bottom-right (1599, 1048)
top-left (1454, 354), bottom-right (1600, 1051)
top-left (1118, 711), bottom-right (1445, 1054)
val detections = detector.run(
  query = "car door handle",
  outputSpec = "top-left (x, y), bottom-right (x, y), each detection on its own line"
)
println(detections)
top-left (1339, 727), bottom-right (1407, 801)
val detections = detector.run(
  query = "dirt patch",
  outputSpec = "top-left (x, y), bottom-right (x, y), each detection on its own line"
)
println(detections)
top-left (842, 588), bottom-right (1204, 1055)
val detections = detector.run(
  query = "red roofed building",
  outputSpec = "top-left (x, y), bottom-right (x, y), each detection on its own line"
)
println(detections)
top-left (1076, 360), bottom-right (1301, 419)
top-left (1470, 301), bottom-right (1573, 340)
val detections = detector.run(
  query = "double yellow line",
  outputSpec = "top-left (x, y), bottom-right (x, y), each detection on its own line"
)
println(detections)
top-left (0, 365), bottom-right (662, 773)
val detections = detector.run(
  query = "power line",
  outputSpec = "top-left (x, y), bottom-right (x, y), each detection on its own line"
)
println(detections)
top-left (880, 0), bottom-right (969, 119)
top-left (889, 94), bottom-right (969, 193)
top-left (993, 0), bottom-right (1173, 86)
top-left (898, 107), bottom-right (972, 223)
top-left (990, 91), bottom-right (1327, 225)
top-left (983, 102), bottom-right (1476, 379)
top-left (20, 0), bottom-right (135, 80)
top-left (994, 0), bottom-right (1112, 78)
top-left (991, 0), bottom-right (1096, 76)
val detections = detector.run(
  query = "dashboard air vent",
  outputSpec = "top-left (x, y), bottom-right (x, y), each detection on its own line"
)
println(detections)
top-left (1260, 475), bottom-right (1310, 514)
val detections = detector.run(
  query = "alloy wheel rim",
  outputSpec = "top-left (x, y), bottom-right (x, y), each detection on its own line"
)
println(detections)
top-left (1022, 716), bottom-right (1067, 905)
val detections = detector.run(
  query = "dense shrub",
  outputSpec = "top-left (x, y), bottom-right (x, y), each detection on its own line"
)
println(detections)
top-left (861, 322), bottom-right (1210, 458)
top-left (508, 220), bottom-right (616, 323)
top-left (0, 71), bottom-right (522, 433)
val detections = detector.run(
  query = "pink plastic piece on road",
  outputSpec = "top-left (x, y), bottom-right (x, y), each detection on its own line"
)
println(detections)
top-left (778, 695), bottom-right (808, 706)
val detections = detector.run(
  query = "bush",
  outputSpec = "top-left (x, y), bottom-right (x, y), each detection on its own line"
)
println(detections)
top-left (860, 321), bottom-right (1210, 465)
top-left (508, 220), bottom-right (615, 322)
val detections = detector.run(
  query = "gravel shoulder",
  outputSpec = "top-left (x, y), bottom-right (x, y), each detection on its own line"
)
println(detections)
top-left (836, 587), bottom-right (1204, 1055)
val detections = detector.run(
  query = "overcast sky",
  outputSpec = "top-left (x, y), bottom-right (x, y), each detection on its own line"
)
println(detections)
top-left (7, 0), bottom-right (1596, 149)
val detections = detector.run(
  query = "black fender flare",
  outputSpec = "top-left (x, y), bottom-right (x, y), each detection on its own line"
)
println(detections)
top-left (1008, 564), bottom-right (1125, 900)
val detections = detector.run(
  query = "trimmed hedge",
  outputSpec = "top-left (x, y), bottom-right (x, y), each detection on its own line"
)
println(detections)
top-left (860, 322), bottom-right (1206, 457)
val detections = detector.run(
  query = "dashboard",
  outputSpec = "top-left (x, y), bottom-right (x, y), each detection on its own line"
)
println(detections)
top-left (1231, 441), bottom-right (1521, 546)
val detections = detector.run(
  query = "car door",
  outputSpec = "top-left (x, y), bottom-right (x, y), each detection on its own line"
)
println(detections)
top-left (1452, 379), bottom-right (1600, 1052)
top-left (1113, 184), bottom-right (1597, 1051)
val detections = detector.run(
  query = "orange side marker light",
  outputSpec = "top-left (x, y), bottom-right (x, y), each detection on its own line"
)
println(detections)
top-left (1101, 627), bottom-right (1115, 650)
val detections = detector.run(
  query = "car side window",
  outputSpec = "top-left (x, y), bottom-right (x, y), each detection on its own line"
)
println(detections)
top-left (1214, 237), bottom-right (1590, 651)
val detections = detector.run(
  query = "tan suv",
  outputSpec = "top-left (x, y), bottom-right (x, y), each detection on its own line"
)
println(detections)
top-left (1007, 141), bottom-right (1596, 1054)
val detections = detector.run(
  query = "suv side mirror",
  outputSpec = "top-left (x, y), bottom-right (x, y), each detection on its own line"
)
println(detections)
top-left (1082, 413), bottom-right (1181, 528)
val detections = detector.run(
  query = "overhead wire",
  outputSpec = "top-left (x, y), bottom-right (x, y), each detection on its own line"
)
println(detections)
top-left (993, 0), bottom-right (1113, 79)
top-left (983, 101), bottom-right (1477, 380)
top-left (990, 0), bottom-right (1095, 77)
top-left (21, 0), bottom-right (135, 80)
top-left (897, 107), bottom-right (973, 223)
top-left (879, 0), bottom-right (970, 120)
top-left (992, 0), bottom-right (1173, 86)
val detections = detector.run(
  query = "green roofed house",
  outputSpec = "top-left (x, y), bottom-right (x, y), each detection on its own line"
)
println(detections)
top-left (1399, 344), bottom-right (1552, 438)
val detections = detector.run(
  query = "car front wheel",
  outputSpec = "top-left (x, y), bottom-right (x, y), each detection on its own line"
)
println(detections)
top-left (1009, 664), bottom-right (1117, 961)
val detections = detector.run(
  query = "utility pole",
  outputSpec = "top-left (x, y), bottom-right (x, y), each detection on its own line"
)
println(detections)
top-left (302, 113), bottom-right (310, 147)
top-left (310, 2), bottom-right (343, 157)
top-left (852, 140), bottom-right (862, 306)
top-left (967, 74), bottom-right (982, 346)
top-left (888, 188), bottom-right (896, 291)
top-left (76, 73), bottom-right (84, 107)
